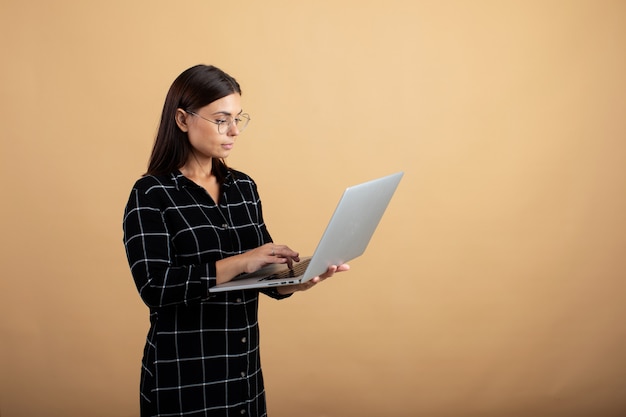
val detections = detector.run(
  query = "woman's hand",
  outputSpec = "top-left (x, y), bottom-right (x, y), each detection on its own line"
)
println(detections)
top-left (216, 243), bottom-right (299, 284)
top-left (277, 263), bottom-right (350, 295)
top-left (241, 243), bottom-right (300, 273)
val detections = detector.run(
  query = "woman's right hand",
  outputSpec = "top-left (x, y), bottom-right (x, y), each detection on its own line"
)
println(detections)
top-left (216, 243), bottom-right (300, 284)
top-left (240, 243), bottom-right (300, 273)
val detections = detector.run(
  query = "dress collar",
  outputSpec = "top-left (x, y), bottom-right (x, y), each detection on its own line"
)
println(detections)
top-left (170, 170), bottom-right (233, 191)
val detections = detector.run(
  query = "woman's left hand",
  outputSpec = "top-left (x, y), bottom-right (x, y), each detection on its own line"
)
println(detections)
top-left (277, 264), bottom-right (350, 295)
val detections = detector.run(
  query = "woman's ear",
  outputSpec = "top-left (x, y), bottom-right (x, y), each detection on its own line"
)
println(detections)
top-left (175, 109), bottom-right (189, 132)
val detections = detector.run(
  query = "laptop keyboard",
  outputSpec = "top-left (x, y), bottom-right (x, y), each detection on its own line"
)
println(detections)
top-left (261, 258), bottom-right (311, 281)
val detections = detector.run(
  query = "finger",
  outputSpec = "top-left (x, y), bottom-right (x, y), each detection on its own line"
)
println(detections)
top-left (322, 264), bottom-right (350, 277)
top-left (271, 245), bottom-right (300, 267)
top-left (319, 265), bottom-right (338, 279)
top-left (274, 245), bottom-right (299, 259)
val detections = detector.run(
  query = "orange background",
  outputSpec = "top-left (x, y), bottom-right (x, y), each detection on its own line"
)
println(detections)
top-left (1, 1), bottom-right (625, 416)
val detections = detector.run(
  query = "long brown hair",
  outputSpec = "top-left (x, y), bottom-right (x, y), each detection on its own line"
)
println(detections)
top-left (145, 65), bottom-right (242, 182)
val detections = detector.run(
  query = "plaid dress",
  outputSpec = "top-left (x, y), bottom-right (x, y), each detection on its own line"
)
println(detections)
top-left (123, 169), bottom-right (289, 417)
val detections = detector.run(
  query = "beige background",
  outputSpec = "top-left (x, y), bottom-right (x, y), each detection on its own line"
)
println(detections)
top-left (1, 1), bottom-right (625, 416)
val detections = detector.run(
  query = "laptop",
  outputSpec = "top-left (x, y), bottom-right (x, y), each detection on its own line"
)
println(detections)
top-left (209, 171), bottom-right (404, 292)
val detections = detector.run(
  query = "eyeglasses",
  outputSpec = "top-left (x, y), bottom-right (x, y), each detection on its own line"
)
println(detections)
top-left (186, 110), bottom-right (251, 134)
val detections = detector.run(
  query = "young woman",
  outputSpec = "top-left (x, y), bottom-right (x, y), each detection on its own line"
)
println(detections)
top-left (122, 64), bottom-right (348, 417)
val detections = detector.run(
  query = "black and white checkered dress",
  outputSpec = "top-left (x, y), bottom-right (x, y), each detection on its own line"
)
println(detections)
top-left (123, 169), bottom-right (289, 417)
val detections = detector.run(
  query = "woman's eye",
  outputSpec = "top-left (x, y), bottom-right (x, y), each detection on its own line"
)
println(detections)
top-left (215, 119), bottom-right (228, 125)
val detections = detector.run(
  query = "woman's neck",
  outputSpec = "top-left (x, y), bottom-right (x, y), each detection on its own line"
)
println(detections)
top-left (180, 155), bottom-right (220, 202)
top-left (181, 153), bottom-right (213, 180)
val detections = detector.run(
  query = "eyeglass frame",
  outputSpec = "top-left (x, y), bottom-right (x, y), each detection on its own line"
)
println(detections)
top-left (185, 110), bottom-right (250, 134)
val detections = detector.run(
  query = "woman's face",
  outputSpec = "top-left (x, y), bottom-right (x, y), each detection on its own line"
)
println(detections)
top-left (178, 93), bottom-right (243, 161)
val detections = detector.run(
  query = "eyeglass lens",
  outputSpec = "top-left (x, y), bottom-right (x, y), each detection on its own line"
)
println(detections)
top-left (221, 114), bottom-right (249, 134)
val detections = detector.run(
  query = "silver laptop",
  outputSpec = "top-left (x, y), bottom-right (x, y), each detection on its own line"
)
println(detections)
top-left (209, 171), bottom-right (404, 292)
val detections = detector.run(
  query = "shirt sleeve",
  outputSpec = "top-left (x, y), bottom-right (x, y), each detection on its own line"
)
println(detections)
top-left (123, 186), bottom-right (217, 309)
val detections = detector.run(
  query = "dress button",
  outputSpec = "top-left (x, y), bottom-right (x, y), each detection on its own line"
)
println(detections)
top-left (240, 410), bottom-right (246, 415)
top-left (240, 371), bottom-right (246, 378)
top-left (241, 337), bottom-right (247, 344)
top-left (222, 223), bottom-right (228, 229)
top-left (236, 298), bottom-right (242, 303)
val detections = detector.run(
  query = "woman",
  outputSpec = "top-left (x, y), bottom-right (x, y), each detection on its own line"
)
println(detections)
top-left (123, 64), bottom-right (348, 417)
